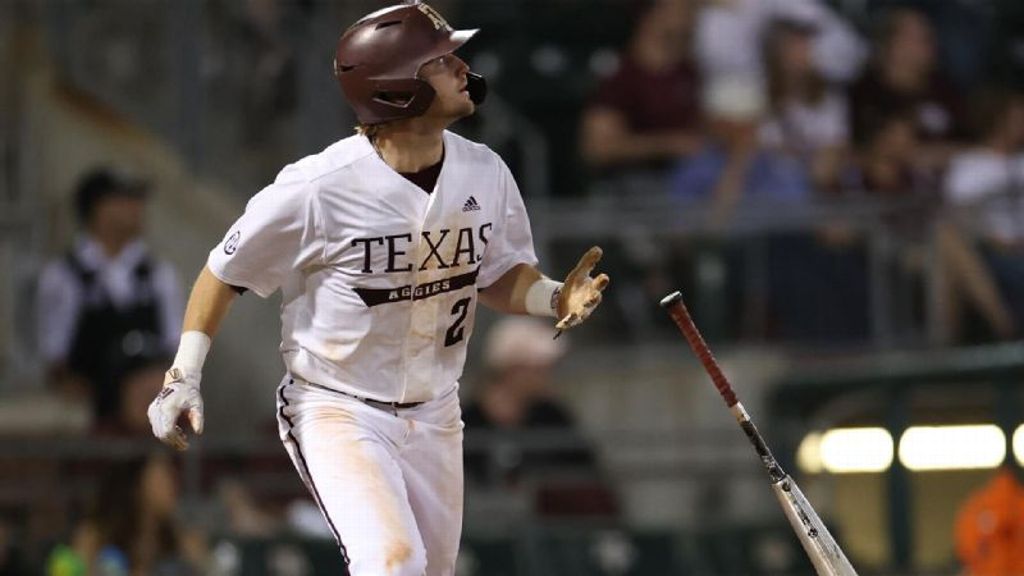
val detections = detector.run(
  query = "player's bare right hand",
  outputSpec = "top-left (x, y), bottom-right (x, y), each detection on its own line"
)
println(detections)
top-left (147, 368), bottom-right (204, 451)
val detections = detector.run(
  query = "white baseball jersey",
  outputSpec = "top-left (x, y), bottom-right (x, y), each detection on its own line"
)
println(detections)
top-left (207, 130), bottom-right (538, 403)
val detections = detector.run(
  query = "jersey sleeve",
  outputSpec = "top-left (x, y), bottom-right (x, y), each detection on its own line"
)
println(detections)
top-left (207, 165), bottom-right (325, 298)
top-left (477, 160), bottom-right (539, 288)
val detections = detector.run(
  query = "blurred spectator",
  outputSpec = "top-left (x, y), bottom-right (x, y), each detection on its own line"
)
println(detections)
top-left (47, 452), bottom-right (208, 575)
top-left (849, 8), bottom-right (968, 169)
top-left (94, 355), bottom-right (169, 437)
top-left (760, 19), bottom-right (850, 192)
top-left (750, 19), bottom-right (869, 341)
top-left (694, 0), bottom-right (866, 107)
top-left (673, 14), bottom-right (867, 342)
top-left (954, 467), bottom-right (1024, 576)
top-left (35, 168), bottom-right (183, 430)
top-left (462, 318), bottom-right (616, 517)
top-left (217, 478), bottom-right (279, 539)
top-left (580, 0), bottom-right (702, 179)
top-left (940, 88), bottom-right (1024, 340)
top-left (843, 109), bottom-right (936, 336)
top-left (668, 40), bottom-right (812, 342)
top-left (846, 110), bottom-right (922, 196)
top-left (946, 89), bottom-right (1024, 246)
top-left (580, 0), bottom-right (702, 340)
top-left (670, 91), bottom-right (810, 222)
top-left (286, 500), bottom-right (334, 541)
top-left (757, 25), bottom-right (870, 341)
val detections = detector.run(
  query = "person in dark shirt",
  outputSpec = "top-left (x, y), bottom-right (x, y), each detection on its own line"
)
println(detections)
top-left (849, 8), bottom-right (967, 169)
top-left (36, 168), bottom-right (183, 429)
top-left (94, 354), bottom-right (169, 437)
top-left (580, 0), bottom-right (703, 177)
top-left (578, 0), bottom-right (703, 339)
top-left (850, 110), bottom-right (921, 196)
top-left (463, 318), bottom-right (616, 516)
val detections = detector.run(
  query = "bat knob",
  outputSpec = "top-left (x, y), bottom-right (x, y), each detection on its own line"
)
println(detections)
top-left (659, 291), bottom-right (683, 309)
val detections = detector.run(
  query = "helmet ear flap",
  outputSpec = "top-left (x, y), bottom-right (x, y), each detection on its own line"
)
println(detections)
top-left (372, 90), bottom-right (414, 107)
top-left (466, 72), bottom-right (487, 106)
top-left (334, 58), bottom-right (358, 76)
top-left (368, 78), bottom-right (437, 120)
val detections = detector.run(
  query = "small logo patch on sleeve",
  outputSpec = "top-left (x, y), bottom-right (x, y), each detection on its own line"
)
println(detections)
top-left (224, 231), bottom-right (241, 255)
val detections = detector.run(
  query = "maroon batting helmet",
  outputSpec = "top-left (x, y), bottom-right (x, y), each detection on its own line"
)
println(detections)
top-left (334, 2), bottom-right (487, 125)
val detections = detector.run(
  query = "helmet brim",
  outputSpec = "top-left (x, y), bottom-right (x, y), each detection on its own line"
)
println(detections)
top-left (413, 28), bottom-right (478, 79)
top-left (450, 28), bottom-right (478, 46)
top-left (432, 28), bottom-right (478, 60)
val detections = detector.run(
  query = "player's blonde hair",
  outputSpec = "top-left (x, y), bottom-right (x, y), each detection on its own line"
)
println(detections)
top-left (356, 123), bottom-right (381, 140)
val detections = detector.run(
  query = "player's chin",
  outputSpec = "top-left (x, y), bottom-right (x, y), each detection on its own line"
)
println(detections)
top-left (449, 99), bottom-right (475, 120)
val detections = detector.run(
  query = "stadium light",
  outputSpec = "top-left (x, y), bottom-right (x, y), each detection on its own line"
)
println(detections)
top-left (797, 432), bottom-right (823, 474)
top-left (898, 425), bottom-right (1005, 471)
top-left (798, 424), bottom-right (1024, 474)
top-left (1014, 425), bottom-right (1024, 467)
top-left (813, 427), bottom-right (894, 473)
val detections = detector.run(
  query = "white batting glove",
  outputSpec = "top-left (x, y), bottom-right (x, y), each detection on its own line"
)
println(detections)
top-left (148, 368), bottom-right (204, 451)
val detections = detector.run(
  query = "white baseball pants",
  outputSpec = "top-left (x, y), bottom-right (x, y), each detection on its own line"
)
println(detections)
top-left (276, 376), bottom-right (465, 576)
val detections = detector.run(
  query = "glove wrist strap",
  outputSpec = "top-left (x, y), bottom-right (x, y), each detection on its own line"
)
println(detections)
top-left (172, 331), bottom-right (211, 382)
top-left (525, 278), bottom-right (562, 318)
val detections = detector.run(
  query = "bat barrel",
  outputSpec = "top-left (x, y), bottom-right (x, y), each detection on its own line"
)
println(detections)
top-left (773, 477), bottom-right (860, 575)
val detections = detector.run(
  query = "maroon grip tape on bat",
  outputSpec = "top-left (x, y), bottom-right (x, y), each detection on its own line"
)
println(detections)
top-left (660, 292), bottom-right (738, 407)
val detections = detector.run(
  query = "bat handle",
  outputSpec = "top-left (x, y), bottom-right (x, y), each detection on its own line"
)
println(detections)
top-left (660, 292), bottom-right (738, 407)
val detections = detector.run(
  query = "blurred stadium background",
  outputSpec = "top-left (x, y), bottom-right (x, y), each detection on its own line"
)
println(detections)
top-left (2, 0), bottom-right (1024, 574)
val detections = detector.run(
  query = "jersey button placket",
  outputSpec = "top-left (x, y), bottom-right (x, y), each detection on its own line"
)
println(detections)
top-left (408, 300), bottom-right (437, 398)
top-left (399, 226), bottom-right (424, 405)
top-left (405, 190), bottom-right (443, 402)
top-left (404, 193), bottom-right (433, 404)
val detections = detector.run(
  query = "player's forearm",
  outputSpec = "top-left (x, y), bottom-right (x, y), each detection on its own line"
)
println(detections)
top-left (182, 265), bottom-right (238, 337)
top-left (479, 263), bottom-right (557, 316)
top-left (169, 266), bottom-right (238, 376)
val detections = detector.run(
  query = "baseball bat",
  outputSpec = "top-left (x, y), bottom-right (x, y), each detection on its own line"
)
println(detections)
top-left (660, 291), bottom-right (858, 576)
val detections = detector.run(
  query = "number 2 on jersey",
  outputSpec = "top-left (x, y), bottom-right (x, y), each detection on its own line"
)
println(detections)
top-left (445, 297), bottom-right (471, 347)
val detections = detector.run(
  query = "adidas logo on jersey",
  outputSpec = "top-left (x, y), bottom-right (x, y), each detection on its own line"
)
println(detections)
top-left (462, 196), bottom-right (481, 212)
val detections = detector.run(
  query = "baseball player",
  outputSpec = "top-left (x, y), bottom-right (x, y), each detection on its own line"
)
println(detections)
top-left (147, 3), bottom-right (609, 575)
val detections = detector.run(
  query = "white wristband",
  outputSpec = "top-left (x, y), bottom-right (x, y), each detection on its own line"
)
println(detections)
top-left (524, 278), bottom-right (562, 318)
top-left (172, 331), bottom-right (212, 378)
